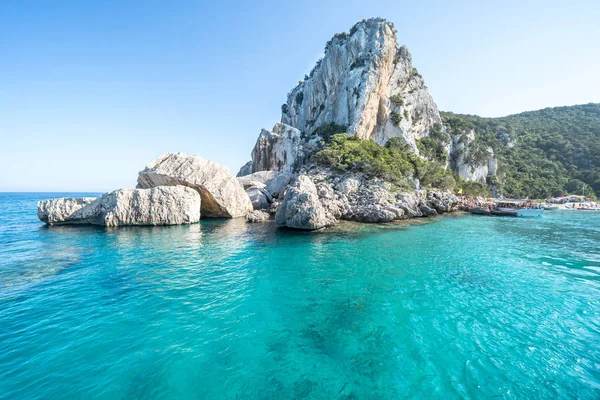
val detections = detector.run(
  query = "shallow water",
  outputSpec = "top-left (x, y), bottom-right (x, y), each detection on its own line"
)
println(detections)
top-left (0, 193), bottom-right (599, 399)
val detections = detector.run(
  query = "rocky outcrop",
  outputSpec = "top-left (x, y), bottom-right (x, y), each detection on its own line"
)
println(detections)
top-left (274, 167), bottom-right (458, 229)
top-left (250, 123), bottom-right (304, 174)
top-left (237, 171), bottom-right (291, 198)
top-left (38, 186), bottom-right (201, 226)
top-left (237, 171), bottom-right (292, 211)
top-left (246, 210), bottom-right (271, 223)
top-left (275, 175), bottom-right (337, 230)
top-left (246, 187), bottom-right (271, 210)
top-left (450, 130), bottom-right (497, 183)
top-left (137, 152), bottom-right (252, 218)
top-left (280, 18), bottom-right (442, 153)
top-left (237, 161), bottom-right (253, 177)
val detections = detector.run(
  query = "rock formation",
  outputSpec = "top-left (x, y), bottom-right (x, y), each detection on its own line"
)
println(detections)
top-left (38, 186), bottom-right (201, 226)
top-left (236, 161), bottom-right (253, 177)
top-left (450, 129), bottom-right (498, 183)
top-left (237, 171), bottom-right (291, 211)
top-left (245, 18), bottom-right (480, 183)
top-left (137, 152), bottom-right (252, 218)
top-left (250, 123), bottom-right (304, 174)
top-left (273, 168), bottom-right (458, 230)
top-left (275, 175), bottom-right (337, 230)
top-left (281, 18), bottom-right (442, 151)
top-left (246, 210), bottom-right (271, 223)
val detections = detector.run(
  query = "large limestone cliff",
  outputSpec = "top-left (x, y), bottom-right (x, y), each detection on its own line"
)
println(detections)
top-left (244, 18), bottom-right (444, 177)
top-left (281, 18), bottom-right (441, 151)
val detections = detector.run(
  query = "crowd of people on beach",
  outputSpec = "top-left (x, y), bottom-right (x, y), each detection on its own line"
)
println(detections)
top-left (457, 195), bottom-right (599, 212)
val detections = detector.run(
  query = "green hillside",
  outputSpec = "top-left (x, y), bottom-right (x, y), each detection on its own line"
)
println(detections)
top-left (441, 103), bottom-right (600, 199)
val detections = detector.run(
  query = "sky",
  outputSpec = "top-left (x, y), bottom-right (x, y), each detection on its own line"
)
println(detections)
top-left (1, 0), bottom-right (599, 192)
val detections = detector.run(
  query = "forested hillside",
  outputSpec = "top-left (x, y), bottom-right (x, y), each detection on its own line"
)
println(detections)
top-left (442, 103), bottom-right (600, 199)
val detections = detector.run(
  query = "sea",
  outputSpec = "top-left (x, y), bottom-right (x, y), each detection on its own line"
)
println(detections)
top-left (0, 192), bottom-right (599, 399)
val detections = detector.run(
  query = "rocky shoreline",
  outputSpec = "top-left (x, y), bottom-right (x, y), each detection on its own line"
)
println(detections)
top-left (38, 18), bottom-right (466, 230)
top-left (38, 151), bottom-right (457, 230)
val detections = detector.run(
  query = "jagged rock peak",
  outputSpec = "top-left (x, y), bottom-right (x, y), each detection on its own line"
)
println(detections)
top-left (279, 17), bottom-right (442, 152)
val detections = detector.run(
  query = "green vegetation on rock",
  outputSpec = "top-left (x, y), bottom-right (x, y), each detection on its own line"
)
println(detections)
top-left (312, 134), bottom-right (457, 190)
top-left (389, 94), bottom-right (403, 106)
top-left (311, 122), bottom-right (348, 143)
top-left (390, 111), bottom-right (402, 126)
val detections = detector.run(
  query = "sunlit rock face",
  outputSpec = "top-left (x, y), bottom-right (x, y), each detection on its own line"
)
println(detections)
top-left (137, 152), bottom-right (252, 218)
top-left (280, 18), bottom-right (442, 153)
top-left (246, 17), bottom-right (490, 185)
top-left (37, 186), bottom-right (201, 226)
top-left (450, 129), bottom-right (498, 184)
top-left (250, 123), bottom-right (304, 174)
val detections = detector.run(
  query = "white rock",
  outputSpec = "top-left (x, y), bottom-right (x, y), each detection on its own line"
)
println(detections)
top-left (450, 131), bottom-right (497, 183)
top-left (137, 152), bottom-right (252, 218)
top-left (275, 175), bottom-right (336, 230)
top-left (251, 123), bottom-right (303, 174)
top-left (38, 186), bottom-right (201, 226)
top-left (280, 18), bottom-right (442, 153)
top-left (246, 187), bottom-right (271, 210)
top-left (246, 210), bottom-right (271, 223)
top-left (237, 160), bottom-right (253, 177)
top-left (237, 171), bottom-right (291, 198)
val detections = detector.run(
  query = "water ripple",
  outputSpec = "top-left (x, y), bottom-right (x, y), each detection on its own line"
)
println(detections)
top-left (0, 194), bottom-right (599, 399)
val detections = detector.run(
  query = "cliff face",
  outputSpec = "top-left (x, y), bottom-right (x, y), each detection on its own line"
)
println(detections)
top-left (281, 18), bottom-right (441, 152)
top-left (242, 18), bottom-right (485, 184)
top-left (449, 129), bottom-right (498, 183)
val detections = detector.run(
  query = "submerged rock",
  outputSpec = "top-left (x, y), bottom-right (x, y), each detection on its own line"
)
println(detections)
top-left (275, 175), bottom-right (337, 230)
top-left (38, 186), bottom-right (201, 226)
top-left (137, 152), bottom-right (252, 218)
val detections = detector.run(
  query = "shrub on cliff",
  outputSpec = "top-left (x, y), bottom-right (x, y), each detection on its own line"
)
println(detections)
top-left (313, 134), bottom-right (457, 190)
top-left (390, 111), bottom-right (402, 126)
top-left (389, 94), bottom-right (403, 106)
top-left (311, 122), bottom-right (348, 143)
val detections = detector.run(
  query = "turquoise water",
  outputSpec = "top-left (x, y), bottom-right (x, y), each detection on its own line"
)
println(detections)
top-left (1, 193), bottom-right (599, 399)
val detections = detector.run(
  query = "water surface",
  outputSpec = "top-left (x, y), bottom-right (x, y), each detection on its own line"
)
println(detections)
top-left (0, 193), bottom-right (599, 399)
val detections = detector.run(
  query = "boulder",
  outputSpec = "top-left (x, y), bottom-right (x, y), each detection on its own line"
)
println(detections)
top-left (38, 186), bottom-right (201, 226)
top-left (246, 210), bottom-right (271, 223)
top-left (419, 204), bottom-right (438, 217)
top-left (426, 191), bottom-right (458, 213)
top-left (237, 171), bottom-right (291, 198)
top-left (275, 175), bottom-right (336, 230)
top-left (246, 187), bottom-right (271, 210)
top-left (137, 152), bottom-right (252, 218)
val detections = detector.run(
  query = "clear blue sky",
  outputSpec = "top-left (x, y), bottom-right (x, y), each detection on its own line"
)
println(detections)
top-left (1, 0), bottom-right (599, 191)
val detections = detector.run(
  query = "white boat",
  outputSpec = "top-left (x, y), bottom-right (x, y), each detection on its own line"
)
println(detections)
top-left (494, 200), bottom-right (544, 217)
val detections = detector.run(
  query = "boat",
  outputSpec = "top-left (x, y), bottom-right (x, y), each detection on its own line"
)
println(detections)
top-left (543, 205), bottom-right (559, 210)
top-left (470, 206), bottom-right (490, 215)
top-left (494, 200), bottom-right (544, 217)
